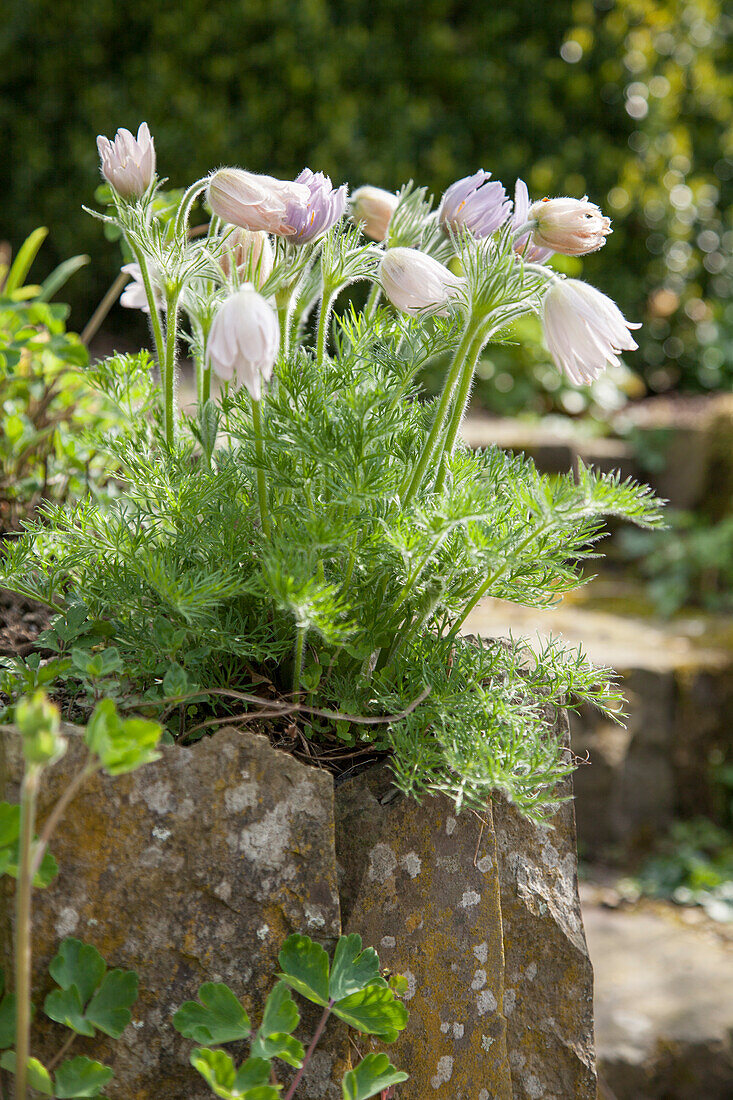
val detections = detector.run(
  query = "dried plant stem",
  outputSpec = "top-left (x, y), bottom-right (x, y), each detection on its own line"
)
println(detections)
top-left (80, 271), bottom-right (128, 347)
top-left (14, 765), bottom-right (40, 1100)
top-left (283, 1001), bottom-right (334, 1100)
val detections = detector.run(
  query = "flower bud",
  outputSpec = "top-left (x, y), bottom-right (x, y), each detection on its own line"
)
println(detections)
top-left (96, 122), bottom-right (156, 199)
top-left (284, 169), bottom-right (348, 244)
top-left (351, 185), bottom-right (399, 241)
top-left (511, 180), bottom-right (553, 263)
top-left (380, 247), bottom-right (464, 316)
top-left (542, 278), bottom-right (640, 385)
top-left (16, 691), bottom-right (66, 767)
top-left (438, 170), bottom-right (512, 238)
top-left (219, 229), bottom-right (274, 289)
top-left (528, 197), bottom-right (611, 256)
top-left (207, 285), bottom-right (279, 400)
top-left (207, 168), bottom-right (309, 236)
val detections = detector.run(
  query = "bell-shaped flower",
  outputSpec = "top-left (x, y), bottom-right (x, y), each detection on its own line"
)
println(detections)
top-left (120, 263), bottom-right (165, 314)
top-left (528, 196), bottom-right (611, 256)
top-left (218, 229), bottom-right (274, 289)
top-left (207, 284), bottom-right (280, 400)
top-left (283, 169), bottom-right (348, 244)
top-left (380, 247), bottom-right (464, 316)
top-left (207, 168), bottom-right (309, 236)
top-left (511, 180), bottom-right (553, 263)
top-left (97, 123), bottom-right (156, 199)
top-left (351, 185), bottom-right (399, 241)
top-left (438, 170), bottom-right (512, 238)
top-left (542, 278), bottom-right (641, 385)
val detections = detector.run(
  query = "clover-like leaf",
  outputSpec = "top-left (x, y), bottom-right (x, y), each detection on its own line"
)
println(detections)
top-left (173, 983), bottom-right (251, 1044)
top-left (48, 939), bottom-right (106, 1005)
top-left (333, 985), bottom-right (409, 1042)
top-left (277, 934), bottom-right (330, 1007)
top-left (250, 981), bottom-right (304, 1067)
top-left (0, 990), bottom-right (16, 1049)
top-left (190, 1048), bottom-right (278, 1100)
top-left (54, 1055), bottom-right (114, 1097)
top-left (84, 698), bottom-right (162, 776)
top-left (0, 803), bottom-right (58, 887)
top-left (342, 1053), bottom-right (409, 1100)
top-left (0, 1051), bottom-right (53, 1094)
top-left (44, 985), bottom-right (95, 1037)
top-left (0, 803), bottom-right (20, 849)
top-left (86, 968), bottom-right (138, 1037)
top-left (329, 935), bottom-right (382, 1002)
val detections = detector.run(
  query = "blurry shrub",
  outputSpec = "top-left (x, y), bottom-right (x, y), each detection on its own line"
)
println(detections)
top-left (0, 0), bottom-right (730, 395)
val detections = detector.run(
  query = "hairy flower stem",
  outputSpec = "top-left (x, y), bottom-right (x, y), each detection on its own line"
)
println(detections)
top-left (251, 397), bottom-right (271, 538)
top-left (316, 287), bottom-right (336, 365)
top-left (433, 330), bottom-right (486, 493)
top-left (292, 625), bottom-right (307, 697)
top-left (172, 179), bottom-right (208, 241)
top-left (401, 320), bottom-right (480, 506)
top-left (162, 290), bottom-right (181, 447)
top-left (131, 245), bottom-right (166, 367)
top-left (283, 1001), bottom-right (334, 1100)
top-left (15, 765), bottom-right (40, 1100)
top-left (276, 285), bottom-right (296, 358)
top-left (364, 280), bottom-right (382, 319)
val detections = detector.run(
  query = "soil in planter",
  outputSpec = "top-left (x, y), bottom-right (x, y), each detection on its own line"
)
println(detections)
top-left (0, 588), bottom-right (51, 658)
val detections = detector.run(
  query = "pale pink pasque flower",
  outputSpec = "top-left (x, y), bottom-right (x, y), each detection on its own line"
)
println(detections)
top-left (219, 229), bottom-right (274, 289)
top-left (351, 186), bottom-right (399, 241)
top-left (542, 278), bottom-right (641, 385)
top-left (528, 196), bottom-right (611, 256)
top-left (284, 169), bottom-right (348, 244)
top-left (207, 168), bottom-right (309, 236)
top-left (380, 247), bottom-right (464, 316)
top-left (207, 285), bottom-right (279, 400)
top-left (97, 123), bottom-right (156, 199)
top-left (438, 170), bottom-right (512, 238)
top-left (120, 263), bottom-right (164, 314)
top-left (511, 180), bottom-right (554, 263)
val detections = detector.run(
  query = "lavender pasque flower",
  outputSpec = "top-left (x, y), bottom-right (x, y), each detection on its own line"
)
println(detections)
top-left (207, 168), bottom-right (309, 235)
top-left (380, 247), bottom-right (464, 316)
top-left (120, 263), bottom-right (164, 314)
top-left (218, 228), bottom-right (274, 289)
top-left (528, 196), bottom-right (611, 256)
top-left (351, 185), bottom-right (399, 241)
top-left (511, 180), bottom-right (554, 263)
top-left (542, 278), bottom-right (641, 385)
top-left (438, 170), bottom-right (512, 238)
top-left (207, 285), bottom-right (280, 400)
top-left (97, 122), bottom-right (156, 199)
top-left (284, 169), bottom-right (348, 244)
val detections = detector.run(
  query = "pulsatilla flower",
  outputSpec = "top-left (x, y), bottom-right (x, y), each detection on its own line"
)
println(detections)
top-left (542, 278), bottom-right (641, 385)
top-left (351, 185), bottom-right (399, 241)
top-left (97, 122), bottom-right (156, 199)
top-left (218, 228), bottom-right (274, 289)
top-left (438, 170), bottom-right (512, 238)
top-left (207, 168), bottom-right (309, 236)
top-left (120, 263), bottom-right (164, 314)
top-left (284, 169), bottom-right (348, 244)
top-left (380, 247), bottom-right (464, 316)
top-left (511, 180), bottom-right (553, 263)
top-left (528, 196), bottom-right (611, 256)
top-left (207, 285), bottom-right (280, 400)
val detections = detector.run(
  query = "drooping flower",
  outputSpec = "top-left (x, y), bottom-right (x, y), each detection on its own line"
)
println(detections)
top-left (528, 197), bottom-right (612, 256)
top-left (207, 284), bottom-right (280, 399)
top-left (120, 263), bottom-right (165, 314)
top-left (438, 170), bottom-right (512, 238)
top-left (207, 168), bottom-right (309, 235)
top-left (283, 169), bottom-right (348, 244)
top-left (351, 185), bottom-right (399, 241)
top-left (511, 180), bottom-right (554, 263)
top-left (542, 278), bottom-right (641, 385)
top-left (218, 228), bottom-right (274, 289)
top-left (97, 123), bottom-right (156, 199)
top-left (380, 247), bottom-right (464, 316)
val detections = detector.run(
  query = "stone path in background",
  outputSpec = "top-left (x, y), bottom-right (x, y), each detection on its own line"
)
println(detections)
top-left (580, 883), bottom-right (733, 1100)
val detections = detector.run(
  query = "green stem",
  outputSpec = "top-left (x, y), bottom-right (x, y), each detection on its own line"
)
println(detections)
top-left (173, 178), bottom-right (208, 241)
top-left (130, 245), bottom-right (165, 373)
top-left (276, 285), bottom-right (295, 358)
top-left (401, 320), bottom-right (479, 507)
top-left (15, 765), bottom-right (40, 1100)
top-left (433, 331), bottom-right (485, 493)
top-left (201, 365), bottom-right (212, 406)
top-left (163, 291), bottom-right (180, 447)
top-left (316, 287), bottom-right (335, 365)
top-left (251, 397), bottom-right (271, 537)
top-left (292, 625), bottom-right (307, 696)
top-left (364, 281), bottom-right (382, 319)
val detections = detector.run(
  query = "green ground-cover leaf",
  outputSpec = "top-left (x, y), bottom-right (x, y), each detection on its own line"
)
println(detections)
top-left (173, 983), bottom-right (251, 1045)
top-left (342, 1053), bottom-right (409, 1100)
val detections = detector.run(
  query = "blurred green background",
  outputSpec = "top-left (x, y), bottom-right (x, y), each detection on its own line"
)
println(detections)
top-left (1, 0), bottom-right (731, 396)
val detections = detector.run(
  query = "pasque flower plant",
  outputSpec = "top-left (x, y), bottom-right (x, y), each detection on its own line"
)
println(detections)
top-left (1, 126), bottom-right (663, 819)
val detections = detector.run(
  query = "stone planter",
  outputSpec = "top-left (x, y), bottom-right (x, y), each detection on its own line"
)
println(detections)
top-left (1, 715), bottom-right (596, 1098)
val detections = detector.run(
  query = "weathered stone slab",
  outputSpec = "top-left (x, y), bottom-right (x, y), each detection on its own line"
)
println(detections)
top-left (494, 732), bottom-right (597, 1098)
top-left (1, 726), bottom-right (347, 1099)
top-left (335, 763), bottom-right (513, 1099)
